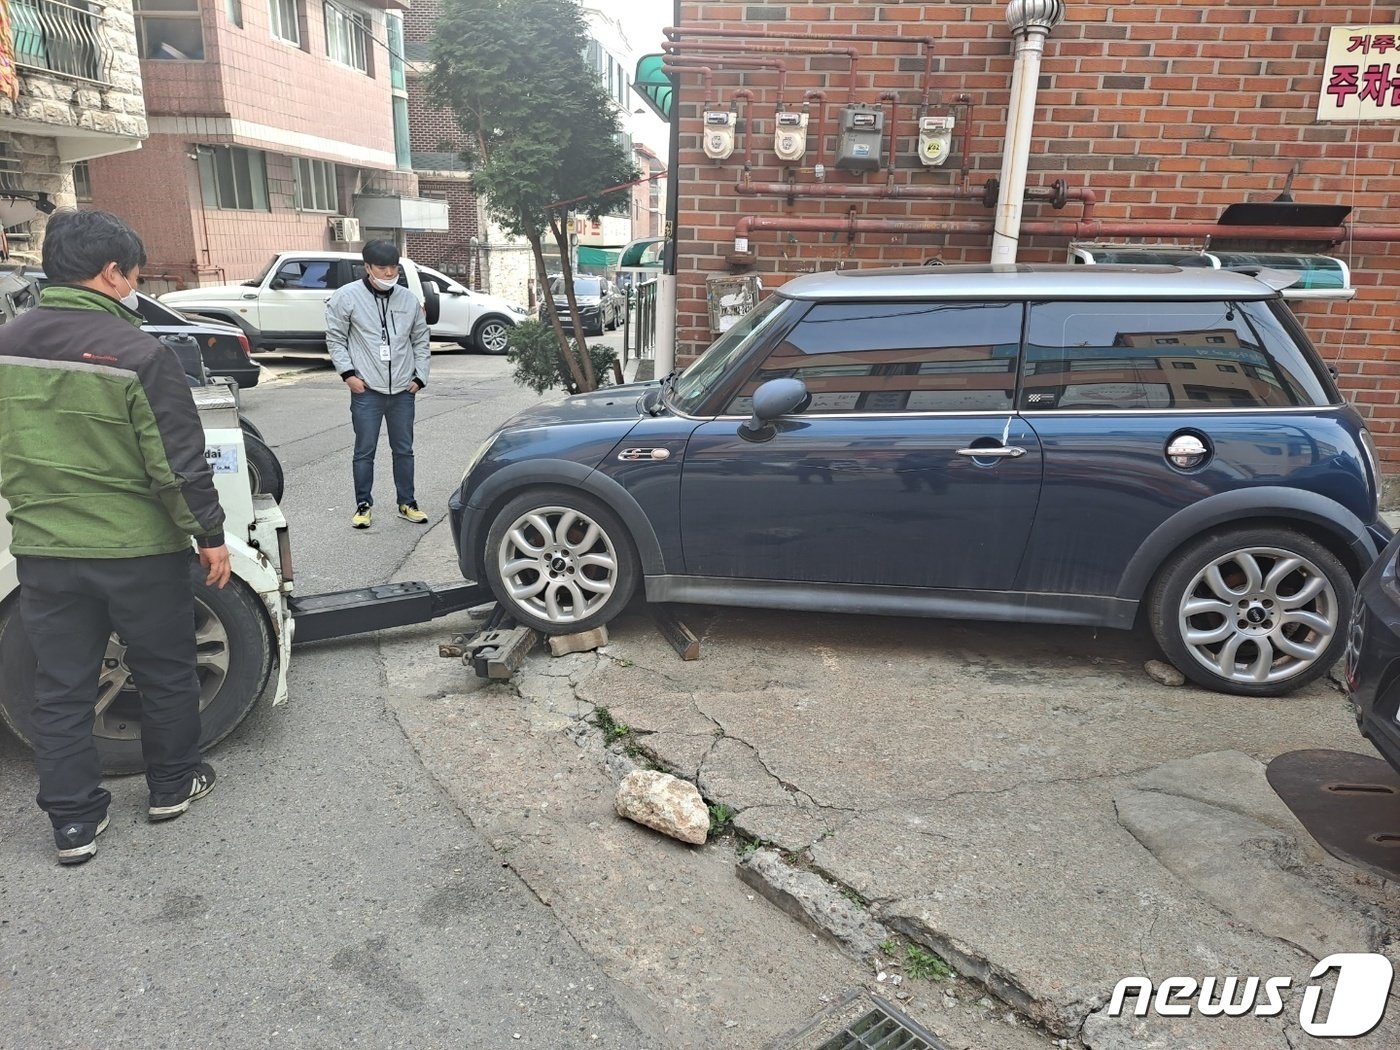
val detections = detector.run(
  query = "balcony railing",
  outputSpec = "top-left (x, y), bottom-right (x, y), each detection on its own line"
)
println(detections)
top-left (11, 0), bottom-right (114, 85)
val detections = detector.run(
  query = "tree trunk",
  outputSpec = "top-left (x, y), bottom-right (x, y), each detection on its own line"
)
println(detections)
top-left (526, 227), bottom-right (587, 393)
top-left (547, 210), bottom-right (598, 391)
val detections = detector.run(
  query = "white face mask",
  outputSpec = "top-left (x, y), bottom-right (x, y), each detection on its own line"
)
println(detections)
top-left (118, 271), bottom-right (139, 310)
top-left (369, 275), bottom-right (397, 292)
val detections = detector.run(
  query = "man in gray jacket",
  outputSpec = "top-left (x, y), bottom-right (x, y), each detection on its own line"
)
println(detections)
top-left (326, 241), bottom-right (431, 528)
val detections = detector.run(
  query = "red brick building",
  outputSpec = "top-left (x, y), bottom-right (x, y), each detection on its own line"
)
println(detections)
top-left (89, 0), bottom-right (428, 288)
top-left (670, 1), bottom-right (1400, 467)
top-left (402, 0), bottom-right (485, 285)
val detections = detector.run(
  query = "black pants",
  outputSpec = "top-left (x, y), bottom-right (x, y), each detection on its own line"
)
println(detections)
top-left (17, 552), bottom-right (203, 827)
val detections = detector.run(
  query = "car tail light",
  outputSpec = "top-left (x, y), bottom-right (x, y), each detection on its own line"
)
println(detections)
top-left (236, 332), bottom-right (252, 361)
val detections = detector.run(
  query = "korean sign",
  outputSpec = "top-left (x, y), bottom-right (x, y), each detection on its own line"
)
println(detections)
top-left (1318, 25), bottom-right (1400, 121)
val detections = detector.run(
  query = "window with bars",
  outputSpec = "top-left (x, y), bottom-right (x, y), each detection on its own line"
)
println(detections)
top-left (294, 157), bottom-right (338, 212)
top-left (325, 3), bottom-right (368, 73)
top-left (198, 146), bottom-right (269, 210)
top-left (269, 0), bottom-right (301, 46)
top-left (133, 0), bottom-right (205, 60)
top-left (73, 161), bottom-right (92, 202)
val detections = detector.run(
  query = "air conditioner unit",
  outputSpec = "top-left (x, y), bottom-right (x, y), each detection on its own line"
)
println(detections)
top-left (329, 216), bottom-right (361, 243)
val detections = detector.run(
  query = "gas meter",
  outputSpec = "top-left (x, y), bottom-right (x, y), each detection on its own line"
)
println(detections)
top-left (835, 104), bottom-right (884, 171)
top-left (773, 111), bottom-right (809, 163)
top-left (703, 110), bottom-right (737, 161)
top-left (917, 115), bottom-right (956, 167)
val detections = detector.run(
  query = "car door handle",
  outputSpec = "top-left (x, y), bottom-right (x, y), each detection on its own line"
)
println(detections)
top-left (956, 445), bottom-right (1027, 458)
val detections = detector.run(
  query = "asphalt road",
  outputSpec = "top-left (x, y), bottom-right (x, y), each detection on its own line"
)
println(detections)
top-left (0, 343), bottom-right (661, 1050)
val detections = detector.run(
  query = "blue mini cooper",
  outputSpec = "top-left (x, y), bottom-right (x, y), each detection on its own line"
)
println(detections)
top-left (450, 265), bottom-right (1388, 697)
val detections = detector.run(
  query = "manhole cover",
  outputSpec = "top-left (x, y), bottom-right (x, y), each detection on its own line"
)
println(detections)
top-left (1266, 748), bottom-right (1400, 881)
top-left (765, 990), bottom-right (951, 1050)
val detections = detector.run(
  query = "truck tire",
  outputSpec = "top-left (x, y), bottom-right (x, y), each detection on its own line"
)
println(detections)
top-left (239, 415), bottom-right (265, 442)
top-left (245, 431), bottom-right (284, 502)
top-left (0, 565), bottom-right (274, 775)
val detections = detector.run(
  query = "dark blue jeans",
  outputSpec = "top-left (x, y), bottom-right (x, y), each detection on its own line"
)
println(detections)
top-left (350, 389), bottom-right (416, 507)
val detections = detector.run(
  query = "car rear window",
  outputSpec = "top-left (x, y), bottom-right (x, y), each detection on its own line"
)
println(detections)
top-left (1020, 299), bottom-right (1334, 411)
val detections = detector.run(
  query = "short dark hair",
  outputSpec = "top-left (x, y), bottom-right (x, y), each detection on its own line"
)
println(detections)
top-left (362, 240), bottom-right (400, 267)
top-left (42, 209), bottom-right (147, 284)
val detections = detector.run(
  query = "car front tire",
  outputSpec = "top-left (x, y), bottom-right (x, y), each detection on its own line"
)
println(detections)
top-left (483, 487), bottom-right (639, 634)
top-left (1148, 526), bottom-right (1354, 696)
top-left (474, 317), bottom-right (512, 356)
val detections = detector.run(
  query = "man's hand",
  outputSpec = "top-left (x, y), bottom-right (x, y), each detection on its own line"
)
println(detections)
top-left (346, 375), bottom-right (368, 394)
top-left (200, 544), bottom-right (231, 589)
top-left (408, 380), bottom-right (422, 394)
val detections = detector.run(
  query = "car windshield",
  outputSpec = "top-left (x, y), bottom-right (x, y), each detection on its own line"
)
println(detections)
top-left (669, 295), bottom-right (792, 415)
top-left (553, 277), bottom-right (601, 297)
top-left (246, 256), bottom-right (278, 287)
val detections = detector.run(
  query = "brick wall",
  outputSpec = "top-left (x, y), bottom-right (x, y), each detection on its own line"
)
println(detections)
top-left (405, 176), bottom-right (481, 280)
top-left (674, 1), bottom-right (1400, 462)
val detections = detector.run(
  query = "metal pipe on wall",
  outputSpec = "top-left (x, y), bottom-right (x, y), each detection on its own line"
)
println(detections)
top-left (663, 54), bottom-right (788, 105)
top-left (663, 40), bottom-right (859, 97)
top-left (732, 213), bottom-right (1400, 247)
top-left (991, 0), bottom-right (1067, 265)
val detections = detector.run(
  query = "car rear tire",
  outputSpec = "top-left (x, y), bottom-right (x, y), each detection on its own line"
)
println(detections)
top-left (1148, 526), bottom-right (1354, 696)
top-left (245, 431), bottom-right (284, 502)
top-left (483, 487), bottom-right (639, 634)
top-left (474, 318), bottom-right (511, 356)
top-left (239, 415), bottom-right (264, 442)
top-left (0, 566), bottom-right (273, 775)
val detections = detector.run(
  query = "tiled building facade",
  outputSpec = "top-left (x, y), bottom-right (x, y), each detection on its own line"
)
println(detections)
top-left (671, 1), bottom-right (1400, 464)
top-left (88, 0), bottom-right (423, 290)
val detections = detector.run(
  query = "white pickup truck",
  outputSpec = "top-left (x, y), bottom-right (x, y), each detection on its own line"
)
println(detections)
top-left (162, 251), bottom-right (530, 356)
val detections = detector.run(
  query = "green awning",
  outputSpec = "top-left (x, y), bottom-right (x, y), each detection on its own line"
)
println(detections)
top-left (577, 246), bottom-right (620, 267)
top-left (619, 238), bottom-right (665, 268)
top-left (634, 55), bottom-right (673, 122)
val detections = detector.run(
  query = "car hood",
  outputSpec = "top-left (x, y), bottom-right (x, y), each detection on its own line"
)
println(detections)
top-left (162, 284), bottom-right (251, 305)
top-left (502, 382), bottom-right (654, 429)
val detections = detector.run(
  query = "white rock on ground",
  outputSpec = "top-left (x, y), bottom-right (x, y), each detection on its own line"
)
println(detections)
top-left (615, 769), bottom-right (710, 844)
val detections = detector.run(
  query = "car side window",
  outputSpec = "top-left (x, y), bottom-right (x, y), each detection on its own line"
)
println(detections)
top-left (724, 301), bottom-right (1023, 415)
top-left (273, 260), bottom-right (335, 290)
top-left (1021, 300), bottom-right (1317, 411)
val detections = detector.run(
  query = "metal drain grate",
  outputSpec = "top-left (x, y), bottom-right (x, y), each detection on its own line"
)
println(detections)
top-left (766, 991), bottom-right (951, 1050)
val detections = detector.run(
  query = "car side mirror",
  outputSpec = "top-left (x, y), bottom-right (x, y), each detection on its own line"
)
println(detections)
top-left (270, 277), bottom-right (287, 290)
top-left (742, 377), bottom-right (809, 435)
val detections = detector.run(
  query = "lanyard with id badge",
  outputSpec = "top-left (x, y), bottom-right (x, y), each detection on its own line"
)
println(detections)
top-left (376, 292), bottom-right (393, 363)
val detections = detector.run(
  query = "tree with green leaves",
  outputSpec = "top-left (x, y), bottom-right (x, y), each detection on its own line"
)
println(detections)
top-left (428, 0), bottom-right (638, 392)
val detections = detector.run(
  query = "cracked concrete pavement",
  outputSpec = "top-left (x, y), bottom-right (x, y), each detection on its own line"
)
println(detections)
top-left (347, 518), bottom-right (1398, 1049)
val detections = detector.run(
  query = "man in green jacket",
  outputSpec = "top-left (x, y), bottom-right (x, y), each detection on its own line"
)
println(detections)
top-left (0, 210), bottom-right (230, 864)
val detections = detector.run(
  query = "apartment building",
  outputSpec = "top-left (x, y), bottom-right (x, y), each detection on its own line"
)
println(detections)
top-left (86, 0), bottom-right (445, 289)
top-left (0, 0), bottom-right (148, 256)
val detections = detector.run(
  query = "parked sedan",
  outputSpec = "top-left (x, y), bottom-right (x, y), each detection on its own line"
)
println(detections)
top-left (453, 264), bottom-right (1389, 698)
top-left (135, 294), bottom-right (261, 389)
top-left (8, 267), bottom-right (259, 388)
top-left (542, 275), bottom-right (624, 335)
top-left (1345, 534), bottom-right (1400, 776)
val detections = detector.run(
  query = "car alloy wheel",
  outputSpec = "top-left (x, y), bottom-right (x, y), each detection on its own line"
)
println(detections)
top-left (1149, 528), bottom-right (1353, 696)
top-left (484, 488), bottom-right (639, 634)
top-left (475, 318), bottom-right (510, 355)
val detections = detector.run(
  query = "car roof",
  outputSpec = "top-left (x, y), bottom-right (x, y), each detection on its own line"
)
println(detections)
top-left (775, 264), bottom-right (1282, 301)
